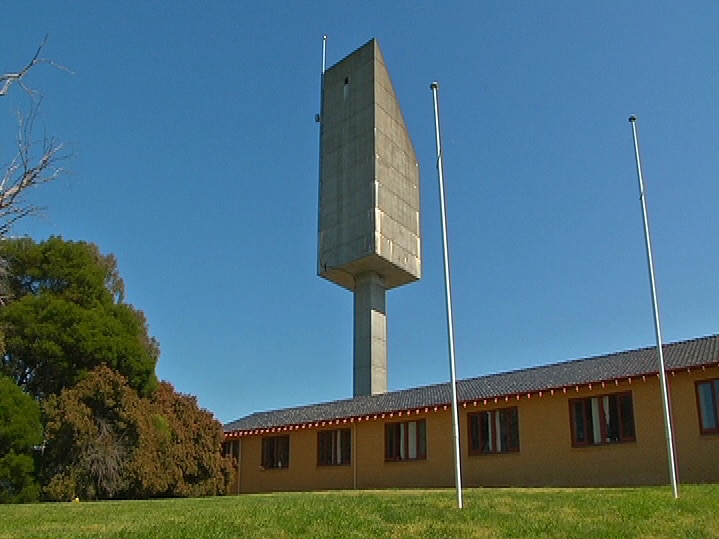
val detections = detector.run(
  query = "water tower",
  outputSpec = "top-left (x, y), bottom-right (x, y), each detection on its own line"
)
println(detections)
top-left (317, 39), bottom-right (421, 397)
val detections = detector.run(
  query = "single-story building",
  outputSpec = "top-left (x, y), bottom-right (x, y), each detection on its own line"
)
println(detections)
top-left (223, 334), bottom-right (719, 493)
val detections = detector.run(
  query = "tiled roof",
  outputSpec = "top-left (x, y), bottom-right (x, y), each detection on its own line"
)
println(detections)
top-left (224, 334), bottom-right (719, 435)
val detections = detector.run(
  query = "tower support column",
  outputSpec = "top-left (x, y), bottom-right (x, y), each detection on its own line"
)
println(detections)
top-left (353, 271), bottom-right (387, 396)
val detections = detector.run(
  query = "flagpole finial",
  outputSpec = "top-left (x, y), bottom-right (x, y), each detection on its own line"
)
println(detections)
top-left (628, 115), bottom-right (637, 122)
top-left (430, 81), bottom-right (439, 90)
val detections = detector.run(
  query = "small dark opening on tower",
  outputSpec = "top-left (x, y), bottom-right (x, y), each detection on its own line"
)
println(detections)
top-left (344, 77), bottom-right (349, 85)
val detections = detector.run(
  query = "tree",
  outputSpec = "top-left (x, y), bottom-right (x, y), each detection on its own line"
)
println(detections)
top-left (1, 36), bottom-right (69, 237)
top-left (0, 237), bottom-right (159, 399)
top-left (142, 381), bottom-right (233, 498)
top-left (0, 373), bottom-right (42, 503)
top-left (43, 366), bottom-right (232, 501)
top-left (43, 365), bottom-right (144, 500)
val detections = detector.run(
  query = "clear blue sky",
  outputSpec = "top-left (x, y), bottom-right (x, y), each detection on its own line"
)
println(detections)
top-left (2, 2), bottom-right (718, 423)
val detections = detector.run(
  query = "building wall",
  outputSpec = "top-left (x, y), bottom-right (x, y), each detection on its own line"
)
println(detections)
top-left (355, 411), bottom-right (454, 489)
top-left (230, 369), bottom-right (719, 493)
top-left (237, 428), bottom-right (354, 494)
top-left (671, 370), bottom-right (719, 483)
top-left (461, 378), bottom-right (669, 487)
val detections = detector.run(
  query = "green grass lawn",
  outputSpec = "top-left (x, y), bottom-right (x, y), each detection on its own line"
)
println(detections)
top-left (2, 485), bottom-right (718, 539)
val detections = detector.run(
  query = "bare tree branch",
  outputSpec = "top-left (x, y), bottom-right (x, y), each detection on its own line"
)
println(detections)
top-left (0, 103), bottom-right (68, 237)
top-left (0, 35), bottom-right (71, 238)
top-left (0, 35), bottom-right (73, 99)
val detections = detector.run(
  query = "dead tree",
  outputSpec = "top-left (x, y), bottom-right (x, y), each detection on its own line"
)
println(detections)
top-left (0, 35), bottom-right (70, 237)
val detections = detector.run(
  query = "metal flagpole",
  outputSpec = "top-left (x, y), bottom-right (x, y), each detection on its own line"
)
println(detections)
top-left (321, 35), bottom-right (327, 85)
top-left (430, 81), bottom-right (463, 509)
top-left (628, 115), bottom-right (679, 499)
top-left (315, 36), bottom-right (327, 258)
top-left (316, 35), bottom-right (327, 126)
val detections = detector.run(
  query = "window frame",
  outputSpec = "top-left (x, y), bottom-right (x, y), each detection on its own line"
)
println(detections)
top-left (222, 439), bottom-right (240, 462)
top-left (384, 419), bottom-right (427, 462)
top-left (317, 428), bottom-right (351, 466)
top-left (468, 407), bottom-right (520, 456)
top-left (261, 435), bottom-right (290, 470)
top-left (569, 391), bottom-right (636, 447)
top-left (695, 378), bottom-right (719, 435)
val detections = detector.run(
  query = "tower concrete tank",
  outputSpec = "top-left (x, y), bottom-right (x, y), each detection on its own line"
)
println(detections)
top-left (318, 39), bottom-right (421, 397)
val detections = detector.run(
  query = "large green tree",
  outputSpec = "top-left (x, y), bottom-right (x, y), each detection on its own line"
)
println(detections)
top-left (0, 373), bottom-right (42, 503)
top-left (0, 237), bottom-right (229, 501)
top-left (0, 237), bottom-right (159, 399)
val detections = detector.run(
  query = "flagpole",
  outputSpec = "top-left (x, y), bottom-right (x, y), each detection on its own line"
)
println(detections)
top-left (628, 115), bottom-right (679, 499)
top-left (430, 81), bottom-right (463, 509)
top-left (315, 35), bottom-right (327, 263)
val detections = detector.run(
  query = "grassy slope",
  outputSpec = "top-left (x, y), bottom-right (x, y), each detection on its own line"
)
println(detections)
top-left (2, 486), bottom-right (718, 539)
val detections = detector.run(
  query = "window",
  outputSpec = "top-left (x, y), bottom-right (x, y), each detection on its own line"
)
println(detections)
top-left (570, 392), bottom-right (635, 446)
top-left (385, 419), bottom-right (426, 461)
top-left (222, 440), bottom-right (240, 462)
top-left (318, 429), bottom-right (351, 466)
top-left (261, 435), bottom-right (289, 469)
top-left (696, 379), bottom-right (719, 434)
top-left (468, 407), bottom-right (519, 455)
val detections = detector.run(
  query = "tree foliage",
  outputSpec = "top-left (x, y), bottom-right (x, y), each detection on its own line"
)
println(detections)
top-left (0, 43), bottom-right (230, 503)
top-left (43, 365), bottom-right (143, 500)
top-left (144, 382), bottom-right (234, 498)
top-left (43, 366), bottom-right (232, 501)
top-left (0, 237), bottom-right (159, 399)
top-left (0, 373), bottom-right (42, 503)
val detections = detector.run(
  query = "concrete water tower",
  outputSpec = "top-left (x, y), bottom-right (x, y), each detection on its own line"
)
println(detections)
top-left (317, 39), bottom-right (421, 397)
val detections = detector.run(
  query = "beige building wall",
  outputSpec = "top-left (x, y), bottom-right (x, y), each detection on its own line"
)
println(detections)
top-left (461, 379), bottom-right (670, 487)
top-left (229, 369), bottom-right (719, 494)
top-left (671, 371), bottom-right (719, 483)
top-left (355, 412), bottom-right (455, 489)
top-left (237, 428), bottom-right (354, 494)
